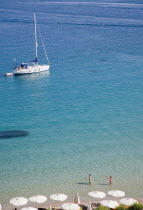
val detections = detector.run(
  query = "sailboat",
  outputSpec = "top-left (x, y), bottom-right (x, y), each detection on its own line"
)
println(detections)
top-left (13, 14), bottom-right (50, 75)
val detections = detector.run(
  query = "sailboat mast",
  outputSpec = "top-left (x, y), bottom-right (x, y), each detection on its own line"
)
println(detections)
top-left (34, 13), bottom-right (38, 63)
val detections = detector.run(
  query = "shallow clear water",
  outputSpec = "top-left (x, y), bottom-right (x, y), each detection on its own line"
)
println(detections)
top-left (0, 0), bottom-right (143, 205)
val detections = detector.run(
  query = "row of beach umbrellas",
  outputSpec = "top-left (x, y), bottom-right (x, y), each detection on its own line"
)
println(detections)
top-left (0, 190), bottom-right (138, 210)
top-left (9, 194), bottom-right (67, 206)
top-left (88, 190), bottom-right (125, 198)
top-left (100, 198), bottom-right (138, 209)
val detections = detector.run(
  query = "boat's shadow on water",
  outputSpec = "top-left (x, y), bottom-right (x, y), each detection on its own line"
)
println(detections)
top-left (0, 130), bottom-right (29, 139)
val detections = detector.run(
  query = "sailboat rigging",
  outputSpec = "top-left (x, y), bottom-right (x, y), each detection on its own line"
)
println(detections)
top-left (13, 13), bottom-right (50, 75)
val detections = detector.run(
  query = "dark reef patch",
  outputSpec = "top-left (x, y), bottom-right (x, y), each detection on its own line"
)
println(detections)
top-left (0, 130), bottom-right (29, 139)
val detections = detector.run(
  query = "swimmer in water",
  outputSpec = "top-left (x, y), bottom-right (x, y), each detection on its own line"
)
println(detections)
top-left (106, 176), bottom-right (112, 185)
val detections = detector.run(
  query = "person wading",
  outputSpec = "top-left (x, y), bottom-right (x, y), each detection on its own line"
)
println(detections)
top-left (106, 176), bottom-right (112, 185)
top-left (89, 174), bottom-right (92, 184)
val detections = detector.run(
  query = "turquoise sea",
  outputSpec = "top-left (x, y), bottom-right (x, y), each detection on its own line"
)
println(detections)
top-left (0, 0), bottom-right (143, 205)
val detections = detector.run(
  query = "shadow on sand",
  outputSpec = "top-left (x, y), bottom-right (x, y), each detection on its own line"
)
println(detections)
top-left (78, 182), bottom-right (90, 185)
top-left (0, 130), bottom-right (29, 139)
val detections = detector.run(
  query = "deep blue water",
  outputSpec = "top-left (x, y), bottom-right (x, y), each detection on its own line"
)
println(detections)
top-left (0, 0), bottom-right (143, 205)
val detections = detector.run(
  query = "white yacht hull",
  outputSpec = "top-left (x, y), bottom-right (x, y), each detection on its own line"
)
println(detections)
top-left (13, 64), bottom-right (50, 75)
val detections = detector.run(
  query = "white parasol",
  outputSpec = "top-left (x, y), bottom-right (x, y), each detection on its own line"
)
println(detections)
top-left (10, 197), bottom-right (28, 206)
top-left (20, 207), bottom-right (38, 210)
top-left (108, 190), bottom-right (125, 197)
top-left (62, 203), bottom-right (80, 210)
top-left (0, 203), bottom-right (2, 210)
top-left (50, 193), bottom-right (68, 202)
top-left (29, 195), bottom-right (47, 203)
top-left (100, 200), bottom-right (119, 208)
top-left (88, 191), bottom-right (106, 199)
top-left (120, 198), bottom-right (138, 206)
